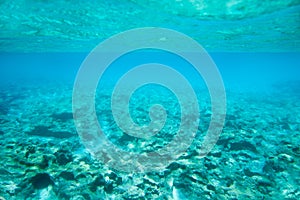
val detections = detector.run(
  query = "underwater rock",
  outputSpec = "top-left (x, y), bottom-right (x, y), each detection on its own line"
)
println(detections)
top-left (229, 141), bottom-right (257, 152)
top-left (216, 137), bottom-right (232, 148)
top-left (27, 126), bottom-right (75, 138)
top-left (119, 133), bottom-right (136, 144)
top-left (31, 173), bottom-right (54, 189)
top-left (20, 150), bottom-right (52, 169)
top-left (278, 153), bottom-right (294, 163)
top-left (204, 162), bottom-right (218, 170)
top-left (0, 118), bottom-right (9, 124)
top-left (93, 174), bottom-right (106, 186)
top-left (89, 174), bottom-right (105, 192)
top-left (54, 149), bottom-right (73, 165)
top-left (292, 147), bottom-right (300, 156)
top-left (167, 162), bottom-right (187, 171)
top-left (0, 168), bottom-right (12, 179)
top-left (89, 172), bottom-right (122, 194)
top-left (25, 146), bottom-right (36, 158)
top-left (254, 176), bottom-right (273, 195)
top-left (104, 182), bottom-right (114, 194)
top-left (71, 194), bottom-right (91, 200)
top-left (263, 159), bottom-right (285, 173)
top-left (244, 169), bottom-right (258, 177)
top-left (244, 159), bottom-right (266, 176)
top-left (39, 155), bottom-right (51, 169)
top-left (207, 184), bottom-right (216, 192)
top-left (209, 150), bottom-right (222, 158)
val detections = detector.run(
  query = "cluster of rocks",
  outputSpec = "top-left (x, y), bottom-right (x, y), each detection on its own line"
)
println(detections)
top-left (0, 84), bottom-right (299, 199)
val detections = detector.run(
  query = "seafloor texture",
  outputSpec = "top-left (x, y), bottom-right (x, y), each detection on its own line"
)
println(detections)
top-left (0, 82), bottom-right (299, 199)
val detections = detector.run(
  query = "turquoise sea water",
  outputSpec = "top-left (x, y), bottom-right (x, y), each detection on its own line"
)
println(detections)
top-left (0, 0), bottom-right (300, 199)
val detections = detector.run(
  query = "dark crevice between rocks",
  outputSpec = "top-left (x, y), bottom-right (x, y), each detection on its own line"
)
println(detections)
top-left (59, 171), bottom-right (75, 180)
top-left (89, 173), bottom-right (122, 194)
top-left (31, 173), bottom-right (55, 189)
top-left (207, 184), bottom-right (216, 192)
top-left (229, 141), bottom-right (257, 152)
top-left (27, 125), bottom-right (75, 138)
top-left (216, 137), bottom-right (232, 148)
top-left (19, 154), bottom-right (50, 169)
top-left (25, 146), bottom-right (36, 158)
top-left (89, 174), bottom-right (105, 192)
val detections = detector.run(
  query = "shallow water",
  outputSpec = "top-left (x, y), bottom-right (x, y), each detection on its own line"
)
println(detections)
top-left (0, 0), bottom-right (300, 199)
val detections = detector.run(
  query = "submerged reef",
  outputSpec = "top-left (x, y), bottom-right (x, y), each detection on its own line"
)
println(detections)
top-left (0, 84), bottom-right (299, 199)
